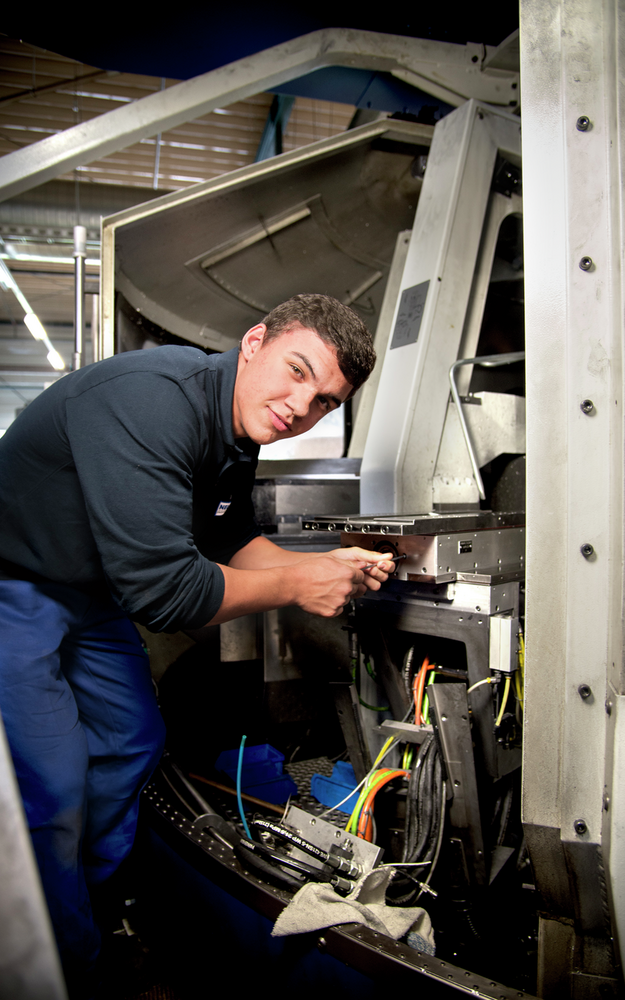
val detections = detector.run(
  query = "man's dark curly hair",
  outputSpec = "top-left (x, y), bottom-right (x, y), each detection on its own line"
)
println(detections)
top-left (261, 294), bottom-right (376, 394)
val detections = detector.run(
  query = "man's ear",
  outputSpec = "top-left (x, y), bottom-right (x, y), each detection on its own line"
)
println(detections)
top-left (240, 324), bottom-right (267, 361)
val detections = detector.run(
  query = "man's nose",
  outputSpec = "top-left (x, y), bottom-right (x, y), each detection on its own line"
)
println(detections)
top-left (288, 385), bottom-right (316, 418)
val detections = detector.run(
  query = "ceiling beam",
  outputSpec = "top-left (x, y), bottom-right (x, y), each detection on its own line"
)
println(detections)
top-left (0, 28), bottom-right (518, 203)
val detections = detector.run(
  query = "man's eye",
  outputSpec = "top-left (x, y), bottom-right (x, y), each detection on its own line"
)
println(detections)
top-left (290, 364), bottom-right (302, 376)
top-left (318, 397), bottom-right (330, 410)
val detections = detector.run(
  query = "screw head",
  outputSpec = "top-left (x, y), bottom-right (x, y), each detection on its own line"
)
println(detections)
top-left (578, 684), bottom-right (592, 700)
top-left (579, 256), bottom-right (593, 271)
top-left (581, 543), bottom-right (594, 558)
top-left (580, 399), bottom-right (595, 414)
top-left (606, 699), bottom-right (613, 716)
top-left (574, 819), bottom-right (587, 835)
top-left (576, 115), bottom-right (591, 131)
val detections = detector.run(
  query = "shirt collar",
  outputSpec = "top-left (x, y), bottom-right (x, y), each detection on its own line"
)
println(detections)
top-left (211, 347), bottom-right (259, 464)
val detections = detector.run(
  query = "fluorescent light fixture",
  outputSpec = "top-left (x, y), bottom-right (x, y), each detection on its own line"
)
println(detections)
top-left (46, 349), bottom-right (66, 371)
top-left (24, 313), bottom-right (47, 340)
top-left (0, 259), bottom-right (66, 371)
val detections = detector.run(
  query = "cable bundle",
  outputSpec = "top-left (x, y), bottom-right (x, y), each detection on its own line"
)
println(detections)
top-left (389, 734), bottom-right (444, 906)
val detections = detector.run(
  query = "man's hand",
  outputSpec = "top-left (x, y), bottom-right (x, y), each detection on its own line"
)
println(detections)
top-left (204, 541), bottom-right (394, 626)
top-left (327, 546), bottom-right (394, 589)
top-left (289, 547), bottom-right (393, 617)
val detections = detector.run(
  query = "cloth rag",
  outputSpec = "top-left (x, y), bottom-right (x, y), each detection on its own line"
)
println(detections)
top-left (272, 866), bottom-right (435, 951)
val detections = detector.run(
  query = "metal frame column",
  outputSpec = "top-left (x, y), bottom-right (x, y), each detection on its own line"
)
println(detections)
top-left (521, 0), bottom-right (625, 992)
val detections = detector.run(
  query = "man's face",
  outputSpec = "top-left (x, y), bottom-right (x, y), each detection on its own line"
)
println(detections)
top-left (232, 323), bottom-right (353, 445)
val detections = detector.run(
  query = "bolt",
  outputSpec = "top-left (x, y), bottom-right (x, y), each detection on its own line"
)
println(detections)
top-left (580, 399), bottom-right (595, 414)
top-left (578, 684), bottom-right (592, 700)
top-left (579, 256), bottom-right (593, 271)
top-left (581, 543), bottom-right (594, 558)
top-left (606, 699), bottom-right (613, 716)
top-left (574, 819), bottom-right (587, 835)
top-left (576, 115), bottom-right (591, 131)
top-left (604, 793), bottom-right (611, 812)
top-left (317, 936), bottom-right (327, 952)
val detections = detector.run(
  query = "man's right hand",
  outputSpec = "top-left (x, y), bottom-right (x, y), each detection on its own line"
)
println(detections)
top-left (290, 554), bottom-right (367, 617)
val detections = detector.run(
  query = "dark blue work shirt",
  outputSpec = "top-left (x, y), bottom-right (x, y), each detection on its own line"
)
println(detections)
top-left (0, 346), bottom-right (260, 632)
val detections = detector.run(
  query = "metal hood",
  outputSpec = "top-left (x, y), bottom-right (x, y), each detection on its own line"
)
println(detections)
top-left (101, 118), bottom-right (433, 355)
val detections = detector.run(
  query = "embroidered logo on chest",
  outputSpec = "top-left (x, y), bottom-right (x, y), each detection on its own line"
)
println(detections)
top-left (215, 500), bottom-right (231, 517)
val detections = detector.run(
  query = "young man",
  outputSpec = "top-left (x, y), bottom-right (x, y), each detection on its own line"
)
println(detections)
top-left (0, 294), bottom-right (392, 996)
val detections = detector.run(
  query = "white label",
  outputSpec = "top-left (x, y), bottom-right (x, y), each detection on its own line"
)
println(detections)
top-left (215, 501), bottom-right (231, 517)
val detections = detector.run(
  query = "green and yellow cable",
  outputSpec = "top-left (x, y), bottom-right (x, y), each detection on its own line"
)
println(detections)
top-left (346, 768), bottom-right (393, 834)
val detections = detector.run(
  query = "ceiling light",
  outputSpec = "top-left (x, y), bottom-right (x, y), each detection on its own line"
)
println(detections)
top-left (46, 349), bottom-right (66, 371)
top-left (24, 313), bottom-right (47, 340)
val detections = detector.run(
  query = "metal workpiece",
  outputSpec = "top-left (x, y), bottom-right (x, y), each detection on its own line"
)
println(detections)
top-left (429, 684), bottom-right (487, 886)
top-left (360, 99), bottom-right (522, 514)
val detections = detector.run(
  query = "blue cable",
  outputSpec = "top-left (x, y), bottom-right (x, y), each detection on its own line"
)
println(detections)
top-left (237, 734), bottom-right (252, 840)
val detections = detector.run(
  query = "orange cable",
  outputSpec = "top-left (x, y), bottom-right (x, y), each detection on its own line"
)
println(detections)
top-left (357, 769), bottom-right (409, 841)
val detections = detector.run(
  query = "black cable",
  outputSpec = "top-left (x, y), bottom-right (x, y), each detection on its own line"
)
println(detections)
top-left (392, 737), bottom-right (444, 906)
top-left (238, 839), bottom-right (353, 894)
top-left (251, 819), bottom-right (361, 878)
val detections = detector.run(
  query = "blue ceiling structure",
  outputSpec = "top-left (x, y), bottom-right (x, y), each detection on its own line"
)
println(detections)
top-left (4, 3), bottom-right (519, 120)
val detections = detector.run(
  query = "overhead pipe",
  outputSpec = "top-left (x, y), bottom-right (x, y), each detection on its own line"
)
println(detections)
top-left (73, 226), bottom-right (87, 371)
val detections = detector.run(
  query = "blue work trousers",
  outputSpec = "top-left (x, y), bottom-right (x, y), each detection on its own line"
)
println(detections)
top-left (0, 579), bottom-right (166, 998)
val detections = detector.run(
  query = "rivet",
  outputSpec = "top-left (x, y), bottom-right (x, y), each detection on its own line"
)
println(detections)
top-left (580, 399), bottom-right (594, 414)
top-left (579, 256), bottom-right (593, 271)
top-left (576, 115), bottom-right (591, 131)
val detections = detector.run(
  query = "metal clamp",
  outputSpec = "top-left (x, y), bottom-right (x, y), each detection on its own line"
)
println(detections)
top-left (448, 352), bottom-right (525, 501)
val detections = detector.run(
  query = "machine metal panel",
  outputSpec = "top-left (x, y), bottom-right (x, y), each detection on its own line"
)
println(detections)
top-left (360, 100), bottom-right (522, 514)
top-left (429, 684), bottom-right (487, 885)
top-left (338, 527), bottom-right (524, 583)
